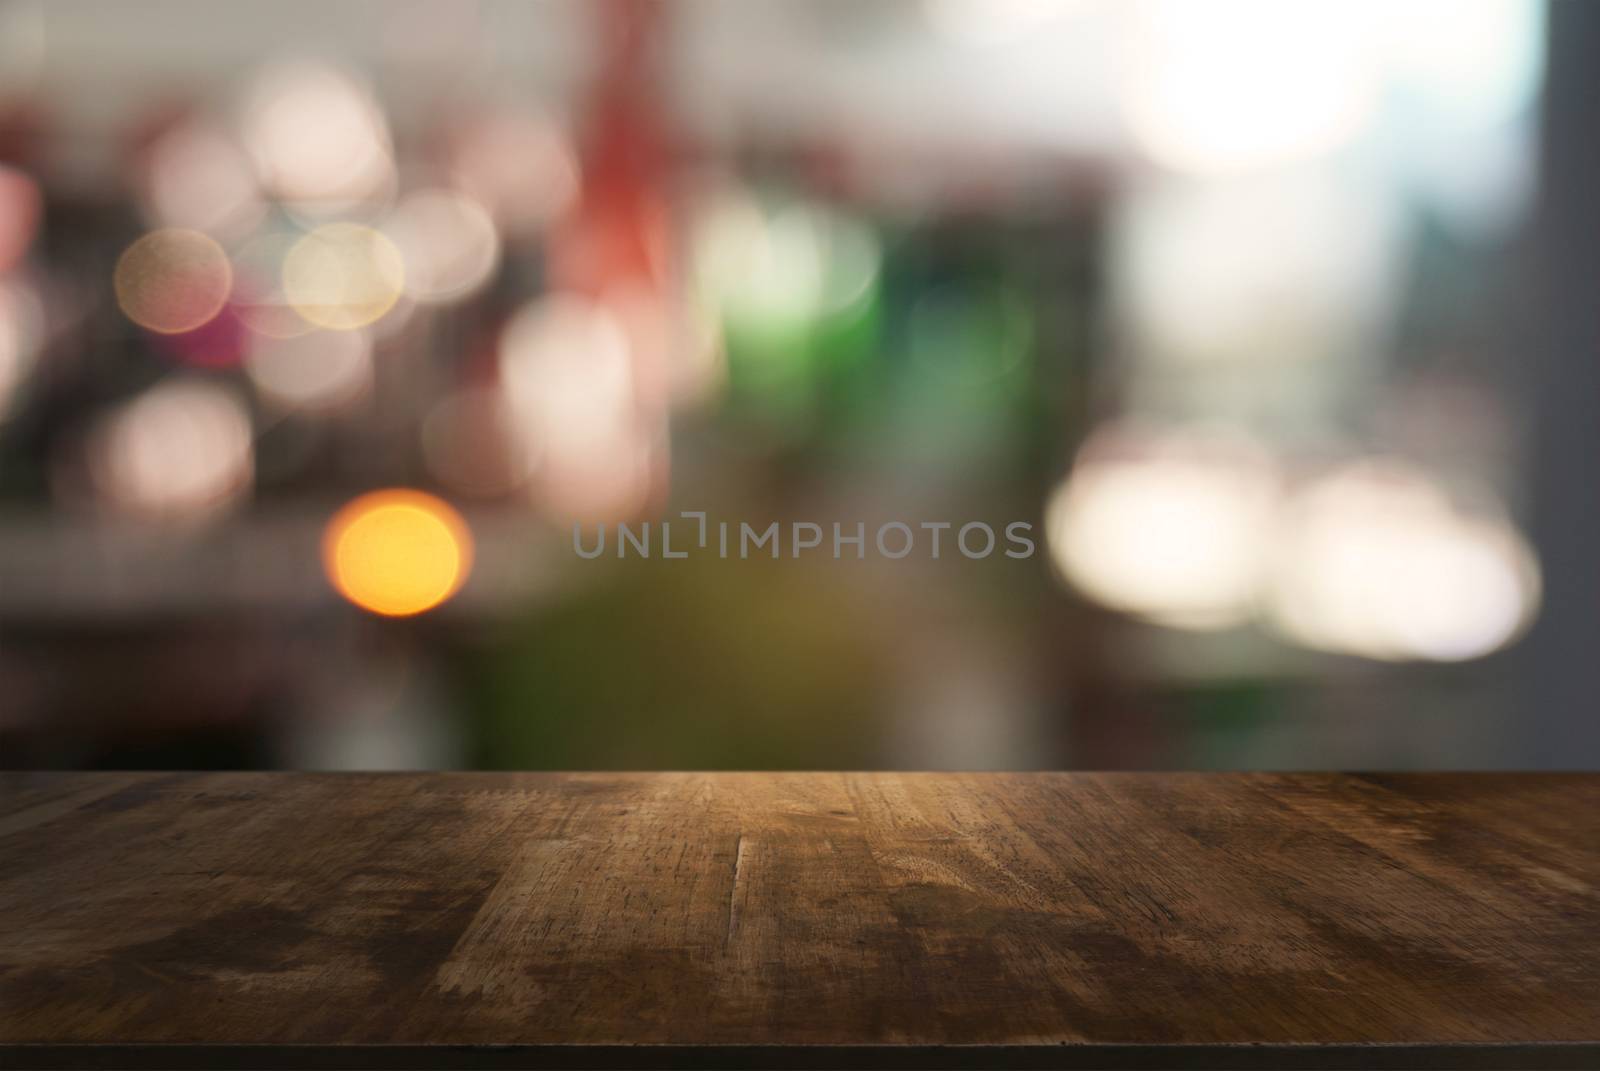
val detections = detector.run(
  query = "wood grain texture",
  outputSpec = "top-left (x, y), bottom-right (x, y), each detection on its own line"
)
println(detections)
top-left (1, 772), bottom-right (1598, 1070)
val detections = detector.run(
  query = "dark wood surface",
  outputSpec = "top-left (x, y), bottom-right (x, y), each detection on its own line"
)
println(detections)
top-left (2, 772), bottom-right (1598, 1069)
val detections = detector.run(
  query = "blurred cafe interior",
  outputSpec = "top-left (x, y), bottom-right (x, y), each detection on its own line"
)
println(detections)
top-left (1, 0), bottom-right (1596, 772)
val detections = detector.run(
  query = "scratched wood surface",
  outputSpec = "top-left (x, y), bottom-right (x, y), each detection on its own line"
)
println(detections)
top-left (1, 772), bottom-right (1598, 1070)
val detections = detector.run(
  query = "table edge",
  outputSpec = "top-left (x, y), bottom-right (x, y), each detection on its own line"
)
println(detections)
top-left (4, 1042), bottom-right (1599, 1071)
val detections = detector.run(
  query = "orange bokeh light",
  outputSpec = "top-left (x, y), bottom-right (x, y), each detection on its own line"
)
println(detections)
top-left (322, 489), bottom-right (472, 617)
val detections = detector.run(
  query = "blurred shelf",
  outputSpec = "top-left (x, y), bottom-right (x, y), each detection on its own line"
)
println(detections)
top-left (0, 508), bottom-right (575, 621)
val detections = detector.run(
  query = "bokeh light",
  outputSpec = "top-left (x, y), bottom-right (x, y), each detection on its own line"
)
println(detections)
top-left (1122, 0), bottom-right (1375, 175)
top-left (242, 61), bottom-right (396, 214)
top-left (282, 223), bottom-right (405, 331)
top-left (449, 110), bottom-right (580, 237)
top-left (499, 293), bottom-right (656, 520)
top-left (113, 228), bottom-right (233, 335)
top-left (1046, 426), bottom-right (1279, 629)
top-left (246, 327), bottom-right (373, 411)
top-left (695, 193), bottom-right (881, 328)
top-left (323, 489), bottom-right (473, 617)
top-left (88, 380), bottom-right (254, 519)
top-left (500, 293), bottom-right (635, 444)
top-left (1269, 461), bottom-right (1540, 662)
top-left (383, 189), bottom-right (501, 304)
top-left (142, 120), bottom-right (264, 239)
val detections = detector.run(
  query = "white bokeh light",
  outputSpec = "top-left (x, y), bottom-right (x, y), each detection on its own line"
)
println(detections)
top-left (89, 381), bottom-right (254, 519)
top-left (241, 61), bottom-right (396, 215)
top-left (1046, 426), bottom-right (1279, 630)
top-left (1122, 0), bottom-right (1377, 175)
top-left (1269, 461), bottom-right (1539, 662)
top-left (383, 189), bottom-right (501, 305)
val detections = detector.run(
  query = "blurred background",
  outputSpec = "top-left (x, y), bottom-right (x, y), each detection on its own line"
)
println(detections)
top-left (1, 0), bottom-right (1594, 771)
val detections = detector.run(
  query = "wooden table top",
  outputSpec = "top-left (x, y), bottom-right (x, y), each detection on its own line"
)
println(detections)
top-left (2, 772), bottom-right (1598, 1070)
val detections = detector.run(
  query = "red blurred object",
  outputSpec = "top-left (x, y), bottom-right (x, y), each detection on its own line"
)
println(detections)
top-left (156, 301), bottom-right (251, 368)
top-left (549, 0), bottom-right (672, 298)
top-left (0, 164), bottom-right (42, 273)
